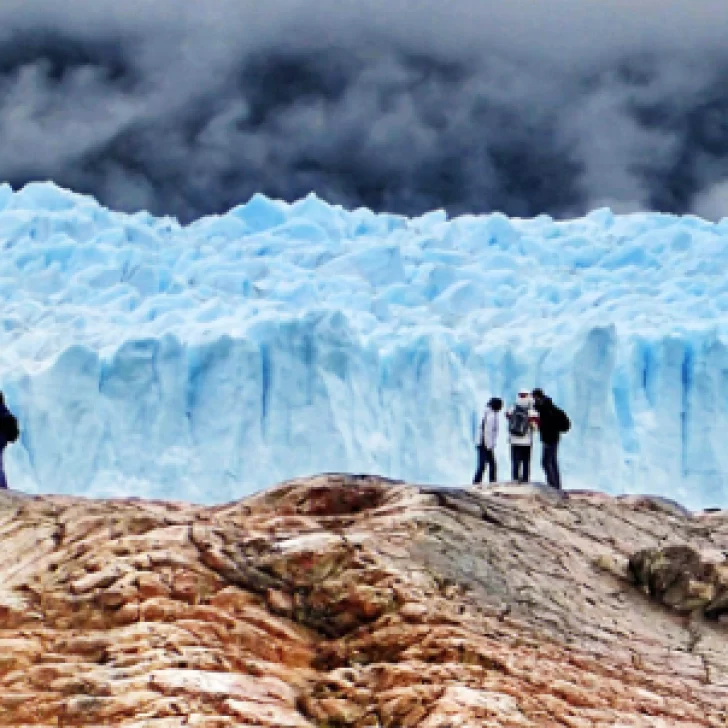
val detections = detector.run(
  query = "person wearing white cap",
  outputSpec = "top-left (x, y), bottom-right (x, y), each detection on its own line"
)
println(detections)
top-left (505, 390), bottom-right (539, 483)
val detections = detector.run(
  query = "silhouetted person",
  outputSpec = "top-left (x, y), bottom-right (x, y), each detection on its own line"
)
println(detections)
top-left (532, 388), bottom-right (570, 489)
top-left (0, 392), bottom-right (19, 490)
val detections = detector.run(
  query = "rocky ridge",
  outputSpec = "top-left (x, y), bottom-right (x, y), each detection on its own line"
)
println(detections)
top-left (0, 475), bottom-right (727, 727)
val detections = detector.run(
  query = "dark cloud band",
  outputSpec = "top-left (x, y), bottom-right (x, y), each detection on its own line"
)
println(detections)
top-left (1, 1), bottom-right (727, 221)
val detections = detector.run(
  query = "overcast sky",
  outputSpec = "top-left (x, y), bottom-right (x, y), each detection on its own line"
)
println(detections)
top-left (1, 0), bottom-right (727, 221)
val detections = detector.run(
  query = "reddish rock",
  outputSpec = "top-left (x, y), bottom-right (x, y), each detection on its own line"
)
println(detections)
top-left (0, 475), bottom-right (726, 726)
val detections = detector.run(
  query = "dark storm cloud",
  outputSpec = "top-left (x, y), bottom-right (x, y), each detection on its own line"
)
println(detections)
top-left (1, 0), bottom-right (728, 221)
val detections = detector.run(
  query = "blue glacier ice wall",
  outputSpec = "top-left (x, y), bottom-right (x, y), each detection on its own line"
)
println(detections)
top-left (1, 182), bottom-right (728, 508)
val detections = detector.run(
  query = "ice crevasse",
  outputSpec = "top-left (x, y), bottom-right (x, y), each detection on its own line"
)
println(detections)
top-left (1, 181), bottom-right (727, 509)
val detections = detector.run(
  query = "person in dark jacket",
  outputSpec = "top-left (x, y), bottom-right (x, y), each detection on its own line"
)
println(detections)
top-left (0, 391), bottom-right (15, 490)
top-left (532, 388), bottom-right (570, 489)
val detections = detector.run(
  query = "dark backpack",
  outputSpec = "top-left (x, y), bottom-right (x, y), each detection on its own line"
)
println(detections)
top-left (0, 412), bottom-right (19, 443)
top-left (508, 405), bottom-right (530, 437)
top-left (556, 407), bottom-right (570, 433)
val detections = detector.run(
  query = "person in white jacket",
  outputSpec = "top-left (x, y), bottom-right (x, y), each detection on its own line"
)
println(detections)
top-left (473, 397), bottom-right (503, 484)
top-left (505, 390), bottom-right (539, 483)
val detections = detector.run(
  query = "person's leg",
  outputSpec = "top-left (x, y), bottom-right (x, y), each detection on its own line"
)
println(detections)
top-left (473, 445), bottom-right (486, 484)
top-left (551, 443), bottom-right (562, 489)
top-left (485, 447), bottom-right (497, 483)
top-left (542, 444), bottom-right (553, 486)
top-left (543, 444), bottom-right (561, 488)
top-left (511, 446), bottom-right (519, 482)
top-left (522, 446), bottom-right (531, 483)
top-left (0, 448), bottom-right (6, 490)
top-left (513, 446), bottom-right (526, 482)
top-left (541, 445), bottom-right (550, 484)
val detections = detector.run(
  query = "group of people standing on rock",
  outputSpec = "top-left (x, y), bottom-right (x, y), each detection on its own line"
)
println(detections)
top-left (473, 388), bottom-right (570, 489)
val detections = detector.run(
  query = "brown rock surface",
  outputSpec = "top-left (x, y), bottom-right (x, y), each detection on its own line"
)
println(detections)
top-left (0, 475), bottom-right (726, 726)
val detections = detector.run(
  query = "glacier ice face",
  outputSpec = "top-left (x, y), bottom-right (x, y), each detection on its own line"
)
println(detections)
top-left (1, 182), bottom-right (728, 508)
